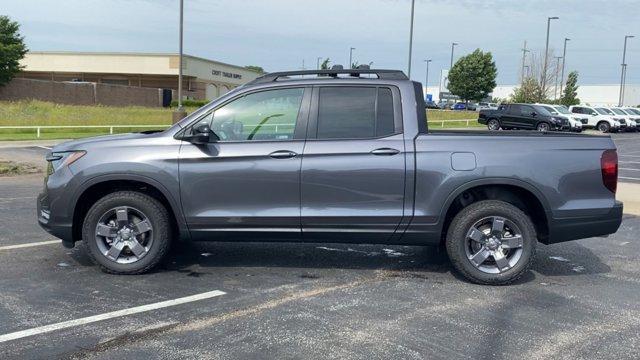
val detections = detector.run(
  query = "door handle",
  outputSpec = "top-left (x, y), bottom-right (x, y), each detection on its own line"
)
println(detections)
top-left (269, 150), bottom-right (298, 159)
top-left (370, 148), bottom-right (400, 156)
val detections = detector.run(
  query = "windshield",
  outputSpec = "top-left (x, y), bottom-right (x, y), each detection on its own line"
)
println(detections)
top-left (554, 105), bottom-right (571, 114)
top-left (534, 106), bottom-right (553, 116)
top-left (627, 108), bottom-right (640, 115)
top-left (596, 108), bottom-right (614, 115)
top-left (611, 108), bottom-right (627, 115)
top-left (542, 105), bottom-right (558, 114)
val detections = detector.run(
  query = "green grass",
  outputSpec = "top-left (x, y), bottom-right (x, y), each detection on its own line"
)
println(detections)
top-left (0, 100), bottom-right (481, 140)
top-left (0, 161), bottom-right (41, 176)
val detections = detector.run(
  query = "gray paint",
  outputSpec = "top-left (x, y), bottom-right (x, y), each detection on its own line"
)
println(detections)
top-left (38, 76), bottom-right (623, 248)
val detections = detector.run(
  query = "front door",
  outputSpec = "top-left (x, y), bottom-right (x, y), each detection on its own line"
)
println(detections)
top-left (300, 86), bottom-right (406, 242)
top-left (179, 87), bottom-right (311, 240)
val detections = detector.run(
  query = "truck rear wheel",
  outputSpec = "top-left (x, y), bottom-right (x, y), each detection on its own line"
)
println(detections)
top-left (82, 191), bottom-right (172, 274)
top-left (445, 200), bottom-right (536, 285)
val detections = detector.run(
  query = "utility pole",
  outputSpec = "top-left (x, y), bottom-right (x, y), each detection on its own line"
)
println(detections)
top-left (424, 59), bottom-right (432, 95)
top-left (542, 16), bottom-right (559, 95)
top-left (559, 38), bottom-right (570, 95)
top-left (521, 40), bottom-right (530, 82)
top-left (554, 56), bottom-right (562, 100)
top-left (349, 47), bottom-right (355, 69)
top-left (619, 35), bottom-right (634, 106)
top-left (172, 0), bottom-right (187, 123)
top-left (450, 42), bottom-right (458, 69)
top-left (407, 0), bottom-right (415, 77)
top-left (317, 57), bottom-right (323, 70)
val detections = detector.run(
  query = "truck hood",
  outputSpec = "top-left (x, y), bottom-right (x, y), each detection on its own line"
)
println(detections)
top-left (52, 132), bottom-right (161, 152)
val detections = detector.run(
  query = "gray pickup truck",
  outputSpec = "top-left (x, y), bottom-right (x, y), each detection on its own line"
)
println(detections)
top-left (38, 69), bottom-right (623, 285)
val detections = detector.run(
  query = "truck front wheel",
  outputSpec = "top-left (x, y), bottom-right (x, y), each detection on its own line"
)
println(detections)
top-left (445, 200), bottom-right (536, 285)
top-left (82, 191), bottom-right (172, 274)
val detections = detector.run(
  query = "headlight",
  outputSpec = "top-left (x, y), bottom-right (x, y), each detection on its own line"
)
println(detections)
top-left (45, 151), bottom-right (86, 174)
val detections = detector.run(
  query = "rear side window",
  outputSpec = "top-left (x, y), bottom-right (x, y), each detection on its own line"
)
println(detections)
top-left (316, 87), bottom-right (396, 139)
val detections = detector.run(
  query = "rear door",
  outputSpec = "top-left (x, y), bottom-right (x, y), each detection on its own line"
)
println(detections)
top-left (518, 105), bottom-right (538, 128)
top-left (300, 86), bottom-right (406, 242)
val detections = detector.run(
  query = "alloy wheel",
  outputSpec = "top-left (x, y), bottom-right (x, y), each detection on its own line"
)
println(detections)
top-left (94, 206), bottom-right (154, 264)
top-left (464, 216), bottom-right (524, 274)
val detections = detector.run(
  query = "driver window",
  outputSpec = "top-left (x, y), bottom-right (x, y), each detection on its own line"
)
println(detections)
top-left (206, 88), bottom-right (304, 141)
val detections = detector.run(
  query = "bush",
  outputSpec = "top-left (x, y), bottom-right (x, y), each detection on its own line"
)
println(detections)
top-left (170, 99), bottom-right (209, 108)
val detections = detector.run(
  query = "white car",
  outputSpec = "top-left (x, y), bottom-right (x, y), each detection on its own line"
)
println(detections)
top-left (538, 104), bottom-right (583, 132)
top-left (622, 107), bottom-right (640, 127)
top-left (605, 107), bottom-right (636, 132)
top-left (569, 105), bottom-right (621, 133)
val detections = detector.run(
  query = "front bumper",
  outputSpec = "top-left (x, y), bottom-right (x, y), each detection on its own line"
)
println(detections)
top-left (37, 190), bottom-right (75, 248)
top-left (545, 201), bottom-right (623, 244)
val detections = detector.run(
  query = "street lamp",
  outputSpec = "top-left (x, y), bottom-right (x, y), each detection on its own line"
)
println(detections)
top-left (521, 40), bottom-right (530, 82)
top-left (172, 0), bottom-right (186, 123)
top-left (619, 35), bottom-right (634, 106)
top-left (542, 16), bottom-right (559, 93)
top-left (559, 38), bottom-right (570, 95)
top-left (450, 42), bottom-right (458, 69)
top-left (407, 0), bottom-right (416, 77)
top-left (349, 47), bottom-right (356, 69)
top-left (554, 56), bottom-right (562, 100)
top-left (424, 59), bottom-right (432, 94)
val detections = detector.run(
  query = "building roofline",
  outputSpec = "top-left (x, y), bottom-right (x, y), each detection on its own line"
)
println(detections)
top-left (26, 51), bottom-right (263, 74)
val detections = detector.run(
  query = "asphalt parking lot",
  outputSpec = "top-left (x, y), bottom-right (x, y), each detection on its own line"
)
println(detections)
top-left (0, 134), bottom-right (639, 359)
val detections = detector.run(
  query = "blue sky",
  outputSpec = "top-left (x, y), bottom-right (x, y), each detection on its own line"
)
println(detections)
top-left (3, 0), bottom-right (639, 85)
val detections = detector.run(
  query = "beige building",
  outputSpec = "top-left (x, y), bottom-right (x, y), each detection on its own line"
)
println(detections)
top-left (17, 51), bottom-right (262, 100)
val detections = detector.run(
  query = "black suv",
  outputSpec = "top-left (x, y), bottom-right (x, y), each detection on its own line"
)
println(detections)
top-left (478, 103), bottom-right (570, 131)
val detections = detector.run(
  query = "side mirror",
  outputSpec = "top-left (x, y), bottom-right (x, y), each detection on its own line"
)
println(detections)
top-left (531, 112), bottom-right (537, 117)
top-left (183, 123), bottom-right (218, 144)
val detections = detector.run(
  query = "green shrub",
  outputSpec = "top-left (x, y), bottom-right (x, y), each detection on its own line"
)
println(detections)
top-left (170, 99), bottom-right (209, 108)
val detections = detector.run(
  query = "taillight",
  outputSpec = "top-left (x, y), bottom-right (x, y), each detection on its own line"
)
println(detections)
top-left (601, 149), bottom-right (618, 194)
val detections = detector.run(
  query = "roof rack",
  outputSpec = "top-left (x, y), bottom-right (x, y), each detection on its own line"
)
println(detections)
top-left (247, 69), bottom-right (408, 85)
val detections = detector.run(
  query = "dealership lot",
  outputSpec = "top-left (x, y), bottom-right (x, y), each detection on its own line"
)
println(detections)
top-left (0, 134), bottom-right (639, 359)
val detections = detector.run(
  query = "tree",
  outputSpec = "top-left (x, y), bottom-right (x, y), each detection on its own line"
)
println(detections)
top-left (510, 77), bottom-right (542, 103)
top-left (447, 49), bottom-right (497, 102)
top-left (0, 15), bottom-right (28, 86)
top-left (244, 65), bottom-right (264, 73)
top-left (559, 71), bottom-right (580, 106)
top-left (320, 58), bottom-right (331, 70)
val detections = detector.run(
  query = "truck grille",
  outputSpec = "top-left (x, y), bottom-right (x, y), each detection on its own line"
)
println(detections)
top-left (619, 119), bottom-right (627, 125)
top-left (580, 118), bottom-right (588, 124)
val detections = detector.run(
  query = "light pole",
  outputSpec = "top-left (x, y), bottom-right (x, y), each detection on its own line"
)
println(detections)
top-left (349, 47), bottom-right (355, 69)
top-left (554, 56), bottom-right (562, 100)
top-left (542, 16), bottom-right (559, 94)
top-left (619, 35), bottom-right (634, 106)
top-left (450, 42), bottom-right (458, 69)
top-left (424, 59), bottom-right (432, 95)
top-left (407, 0), bottom-right (416, 77)
top-left (521, 40), bottom-right (530, 82)
top-left (524, 65), bottom-right (530, 77)
top-left (559, 38), bottom-right (570, 95)
top-left (172, 0), bottom-right (186, 123)
top-left (317, 57), bottom-right (323, 70)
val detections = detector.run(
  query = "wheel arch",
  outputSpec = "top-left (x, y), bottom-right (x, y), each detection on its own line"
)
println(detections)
top-left (439, 178), bottom-right (551, 244)
top-left (71, 174), bottom-right (188, 243)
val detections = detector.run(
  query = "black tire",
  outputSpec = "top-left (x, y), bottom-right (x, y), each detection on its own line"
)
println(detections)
top-left (82, 191), bottom-right (172, 274)
top-left (597, 121), bottom-right (611, 133)
top-left (445, 200), bottom-right (536, 285)
top-left (487, 119), bottom-right (501, 131)
top-left (536, 122), bottom-right (550, 132)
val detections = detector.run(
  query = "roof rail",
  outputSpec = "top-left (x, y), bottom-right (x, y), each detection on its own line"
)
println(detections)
top-left (247, 69), bottom-right (408, 85)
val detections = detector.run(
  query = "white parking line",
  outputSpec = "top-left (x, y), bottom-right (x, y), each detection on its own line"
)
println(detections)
top-left (0, 290), bottom-right (226, 343)
top-left (620, 176), bottom-right (640, 181)
top-left (619, 161), bottom-right (640, 164)
top-left (620, 168), bottom-right (640, 171)
top-left (35, 146), bottom-right (51, 150)
top-left (620, 155), bottom-right (640, 158)
top-left (0, 240), bottom-right (61, 251)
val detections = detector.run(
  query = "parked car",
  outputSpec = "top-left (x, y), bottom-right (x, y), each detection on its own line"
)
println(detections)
top-left (538, 104), bottom-right (583, 132)
top-left (478, 103), bottom-right (570, 131)
top-left (425, 100), bottom-right (439, 109)
top-left (38, 69), bottom-right (623, 285)
top-left (569, 105), bottom-right (621, 133)
top-left (437, 100), bottom-right (450, 109)
top-left (477, 102), bottom-right (498, 111)
top-left (452, 102), bottom-right (467, 111)
top-left (608, 107), bottom-right (638, 132)
top-left (466, 103), bottom-right (478, 111)
top-left (597, 107), bottom-right (632, 132)
top-left (622, 107), bottom-right (640, 126)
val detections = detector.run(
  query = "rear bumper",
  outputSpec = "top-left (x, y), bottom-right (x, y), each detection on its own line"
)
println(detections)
top-left (545, 201), bottom-right (623, 244)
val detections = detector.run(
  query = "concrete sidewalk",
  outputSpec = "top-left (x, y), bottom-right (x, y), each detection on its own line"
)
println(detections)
top-left (618, 182), bottom-right (640, 216)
